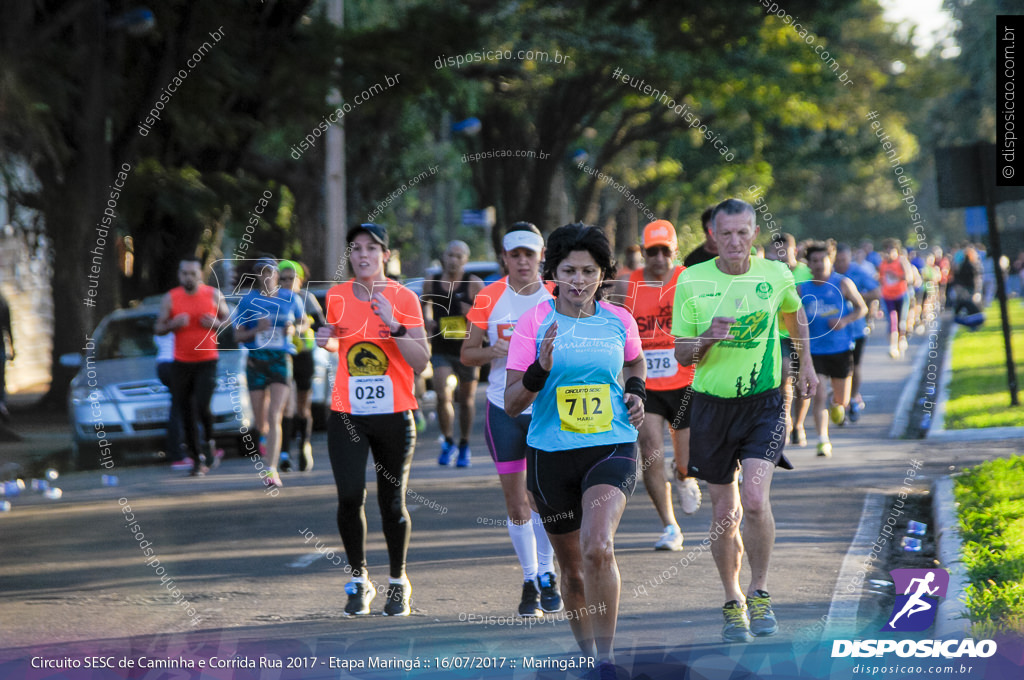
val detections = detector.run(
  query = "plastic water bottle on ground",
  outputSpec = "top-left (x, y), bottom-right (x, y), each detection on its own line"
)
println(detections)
top-left (901, 536), bottom-right (922, 552)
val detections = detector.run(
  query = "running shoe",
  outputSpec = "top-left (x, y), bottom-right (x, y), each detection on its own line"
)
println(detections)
top-left (264, 469), bottom-right (283, 488)
top-left (654, 524), bottom-right (683, 551)
top-left (212, 447), bottom-right (224, 468)
top-left (456, 443), bottom-right (472, 468)
top-left (592, 660), bottom-right (623, 680)
top-left (848, 400), bottom-right (863, 423)
top-left (537, 572), bottom-right (564, 613)
top-left (438, 441), bottom-right (455, 466)
top-left (746, 590), bottom-right (779, 636)
top-left (170, 459), bottom-right (193, 472)
top-left (898, 336), bottom-right (909, 354)
top-left (889, 346), bottom-right (899, 359)
top-left (517, 580), bottom-right (542, 617)
top-left (344, 580), bottom-right (375, 616)
top-left (298, 440), bottom-right (314, 471)
top-left (189, 464), bottom-right (209, 477)
top-left (828, 403), bottom-right (846, 426)
top-left (790, 429), bottom-right (807, 447)
top-left (279, 451), bottom-right (292, 472)
top-left (816, 441), bottom-right (832, 457)
top-left (414, 410), bottom-right (426, 433)
top-left (722, 600), bottom-right (753, 643)
top-left (675, 476), bottom-right (702, 514)
top-left (383, 581), bottom-right (411, 616)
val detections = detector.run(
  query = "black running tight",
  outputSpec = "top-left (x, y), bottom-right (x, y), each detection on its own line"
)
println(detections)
top-left (327, 411), bottom-right (416, 579)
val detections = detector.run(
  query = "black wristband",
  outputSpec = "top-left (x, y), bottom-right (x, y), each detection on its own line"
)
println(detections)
top-left (390, 324), bottom-right (407, 338)
top-left (521, 361), bottom-right (550, 392)
top-left (625, 376), bottom-right (647, 403)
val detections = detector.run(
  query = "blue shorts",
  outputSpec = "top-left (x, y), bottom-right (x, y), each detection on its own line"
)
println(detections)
top-left (247, 350), bottom-right (293, 390)
top-left (485, 401), bottom-right (531, 475)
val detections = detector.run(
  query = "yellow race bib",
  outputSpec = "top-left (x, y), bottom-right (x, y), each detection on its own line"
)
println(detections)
top-left (556, 384), bottom-right (613, 434)
top-left (439, 315), bottom-right (468, 339)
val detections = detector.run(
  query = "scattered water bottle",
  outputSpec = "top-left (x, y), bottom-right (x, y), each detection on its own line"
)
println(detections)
top-left (30, 479), bottom-right (50, 492)
top-left (1, 479), bottom-right (25, 496)
top-left (43, 487), bottom-right (63, 500)
top-left (101, 475), bottom-right (119, 487)
top-left (0, 500), bottom-right (11, 512)
top-left (907, 521), bottom-right (927, 536)
top-left (45, 468), bottom-right (59, 481)
top-left (901, 536), bottom-right (922, 552)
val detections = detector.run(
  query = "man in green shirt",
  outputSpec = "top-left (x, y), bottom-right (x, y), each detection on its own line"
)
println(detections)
top-left (672, 198), bottom-right (817, 643)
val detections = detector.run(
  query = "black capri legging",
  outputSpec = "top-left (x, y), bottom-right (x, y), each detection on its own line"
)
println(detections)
top-left (327, 410), bottom-right (417, 580)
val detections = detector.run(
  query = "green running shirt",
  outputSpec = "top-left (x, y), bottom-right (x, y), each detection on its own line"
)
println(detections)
top-left (671, 257), bottom-right (801, 398)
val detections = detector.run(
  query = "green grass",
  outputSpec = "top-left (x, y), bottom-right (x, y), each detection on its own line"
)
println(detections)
top-left (944, 300), bottom-right (1024, 430)
top-left (955, 455), bottom-right (1024, 637)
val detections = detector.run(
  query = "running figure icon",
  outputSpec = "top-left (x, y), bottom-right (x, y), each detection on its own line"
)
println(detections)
top-left (888, 572), bottom-right (939, 628)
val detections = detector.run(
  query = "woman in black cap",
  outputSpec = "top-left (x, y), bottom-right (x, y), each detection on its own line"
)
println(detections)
top-left (315, 223), bottom-right (429, 616)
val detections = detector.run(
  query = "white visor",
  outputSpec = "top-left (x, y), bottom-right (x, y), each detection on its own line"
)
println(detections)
top-left (503, 230), bottom-right (544, 253)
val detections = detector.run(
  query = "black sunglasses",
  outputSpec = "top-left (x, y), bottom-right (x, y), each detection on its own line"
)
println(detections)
top-left (645, 246), bottom-right (671, 258)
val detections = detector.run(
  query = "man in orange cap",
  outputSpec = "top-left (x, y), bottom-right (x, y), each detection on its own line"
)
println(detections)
top-left (613, 220), bottom-right (701, 552)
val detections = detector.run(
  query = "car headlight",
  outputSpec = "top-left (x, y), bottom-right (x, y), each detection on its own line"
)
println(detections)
top-left (70, 385), bottom-right (108, 405)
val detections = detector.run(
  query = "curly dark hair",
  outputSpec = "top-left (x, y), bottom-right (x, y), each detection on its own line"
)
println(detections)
top-left (542, 223), bottom-right (617, 300)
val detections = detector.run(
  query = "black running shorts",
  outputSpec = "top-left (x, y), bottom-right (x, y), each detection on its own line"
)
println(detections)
top-left (528, 442), bottom-right (638, 534)
top-left (811, 350), bottom-right (854, 380)
top-left (645, 386), bottom-right (693, 430)
top-left (687, 389), bottom-right (789, 485)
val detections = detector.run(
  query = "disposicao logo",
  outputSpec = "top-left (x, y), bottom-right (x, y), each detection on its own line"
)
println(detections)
top-left (884, 568), bottom-right (949, 632)
top-left (831, 569), bottom-right (998, 659)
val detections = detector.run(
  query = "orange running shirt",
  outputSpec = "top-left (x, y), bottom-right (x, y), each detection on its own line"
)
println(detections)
top-left (324, 279), bottom-right (424, 415)
top-left (169, 285), bottom-right (220, 362)
top-left (623, 266), bottom-right (694, 391)
top-left (878, 259), bottom-right (908, 301)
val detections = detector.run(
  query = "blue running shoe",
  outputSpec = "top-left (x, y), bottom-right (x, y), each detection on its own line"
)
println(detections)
top-left (438, 441), bottom-right (455, 466)
top-left (456, 443), bottom-right (472, 468)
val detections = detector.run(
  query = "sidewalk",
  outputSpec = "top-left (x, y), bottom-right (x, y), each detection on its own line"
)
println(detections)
top-left (0, 384), bottom-right (70, 479)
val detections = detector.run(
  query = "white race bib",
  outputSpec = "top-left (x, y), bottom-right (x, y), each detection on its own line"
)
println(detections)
top-left (645, 349), bottom-right (678, 379)
top-left (255, 328), bottom-right (289, 350)
top-left (348, 375), bottom-right (395, 415)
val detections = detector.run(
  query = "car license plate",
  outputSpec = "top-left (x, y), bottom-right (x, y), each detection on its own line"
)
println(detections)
top-left (136, 406), bottom-right (169, 423)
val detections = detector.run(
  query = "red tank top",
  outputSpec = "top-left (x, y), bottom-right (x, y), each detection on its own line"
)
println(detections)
top-left (624, 266), bottom-right (694, 390)
top-left (169, 285), bottom-right (220, 362)
top-left (878, 260), bottom-right (908, 301)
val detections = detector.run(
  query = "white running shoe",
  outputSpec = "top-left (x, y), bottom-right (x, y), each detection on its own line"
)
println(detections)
top-left (654, 524), bottom-right (683, 551)
top-left (675, 476), bottom-right (702, 515)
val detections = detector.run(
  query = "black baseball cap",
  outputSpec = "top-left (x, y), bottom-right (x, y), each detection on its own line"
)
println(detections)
top-left (346, 223), bottom-right (389, 249)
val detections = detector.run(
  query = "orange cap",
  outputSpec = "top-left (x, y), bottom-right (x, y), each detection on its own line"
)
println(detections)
top-left (643, 220), bottom-right (678, 250)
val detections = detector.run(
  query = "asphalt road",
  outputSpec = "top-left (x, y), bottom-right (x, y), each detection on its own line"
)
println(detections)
top-left (0, 325), bottom-right (1020, 679)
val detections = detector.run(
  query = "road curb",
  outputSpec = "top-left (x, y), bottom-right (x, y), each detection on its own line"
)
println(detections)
top-left (932, 474), bottom-right (970, 639)
top-left (825, 493), bottom-right (886, 638)
top-left (888, 323), bottom-right (934, 439)
top-left (929, 323), bottom-right (957, 435)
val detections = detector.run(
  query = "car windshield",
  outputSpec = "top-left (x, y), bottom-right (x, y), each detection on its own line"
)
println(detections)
top-left (94, 308), bottom-right (241, 361)
top-left (95, 316), bottom-right (159, 360)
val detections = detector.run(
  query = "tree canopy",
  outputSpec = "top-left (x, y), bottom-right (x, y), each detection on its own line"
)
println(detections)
top-left (0, 0), bottom-right (966, 402)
